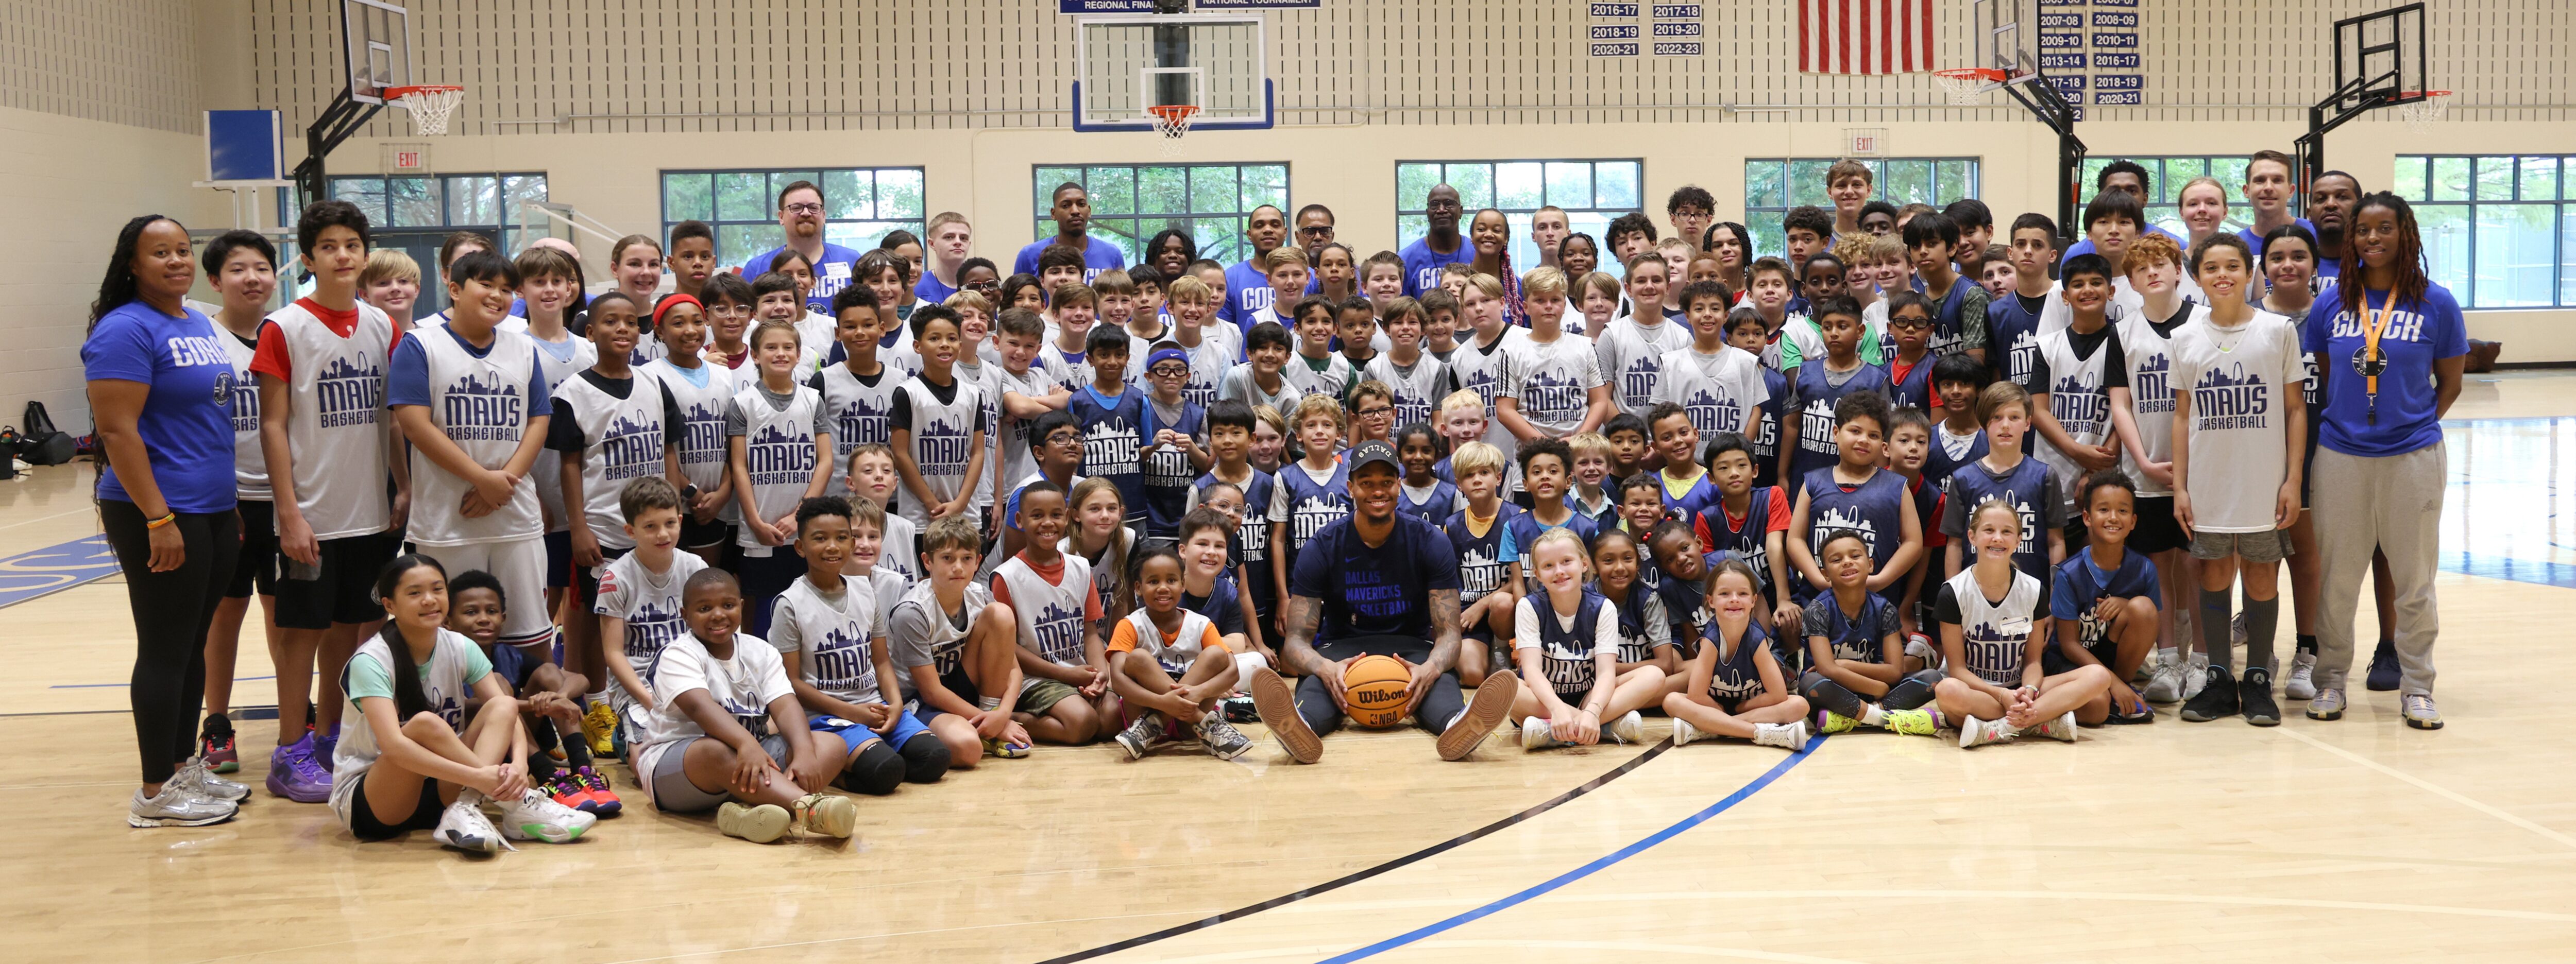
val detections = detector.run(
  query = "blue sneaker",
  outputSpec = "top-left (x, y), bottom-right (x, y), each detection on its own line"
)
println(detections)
top-left (264, 735), bottom-right (332, 803)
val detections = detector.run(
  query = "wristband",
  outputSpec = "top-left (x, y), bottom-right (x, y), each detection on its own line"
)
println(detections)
top-left (145, 512), bottom-right (178, 530)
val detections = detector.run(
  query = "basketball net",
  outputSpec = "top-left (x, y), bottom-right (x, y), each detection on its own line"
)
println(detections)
top-left (1933, 68), bottom-right (2006, 106)
top-left (1147, 104), bottom-right (1198, 158)
top-left (385, 85), bottom-right (466, 136)
top-left (2395, 91), bottom-right (2451, 135)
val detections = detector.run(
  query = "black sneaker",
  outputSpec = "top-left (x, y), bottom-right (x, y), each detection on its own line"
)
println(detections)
top-left (2180, 665), bottom-right (2239, 722)
top-left (2240, 666), bottom-right (2281, 727)
top-left (2365, 639), bottom-right (2401, 691)
top-left (1222, 693), bottom-right (1259, 723)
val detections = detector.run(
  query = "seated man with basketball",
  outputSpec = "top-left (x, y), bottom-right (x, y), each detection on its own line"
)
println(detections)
top-left (1245, 440), bottom-right (1521, 763)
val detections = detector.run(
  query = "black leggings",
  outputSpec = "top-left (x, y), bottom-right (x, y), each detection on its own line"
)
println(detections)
top-left (101, 500), bottom-right (238, 785)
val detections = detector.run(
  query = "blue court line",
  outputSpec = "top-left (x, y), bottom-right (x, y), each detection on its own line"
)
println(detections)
top-left (2446, 553), bottom-right (2576, 589)
top-left (1316, 735), bottom-right (1828, 964)
top-left (0, 534), bottom-right (121, 609)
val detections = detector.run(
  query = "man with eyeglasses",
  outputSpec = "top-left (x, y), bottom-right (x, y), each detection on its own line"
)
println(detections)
top-left (739, 180), bottom-right (866, 315)
top-left (1220, 204), bottom-right (1292, 334)
top-left (916, 212), bottom-right (976, 304)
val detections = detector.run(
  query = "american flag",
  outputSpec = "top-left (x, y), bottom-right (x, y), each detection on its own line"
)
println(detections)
top-left (1799, 0), bottom-right (1937, 75)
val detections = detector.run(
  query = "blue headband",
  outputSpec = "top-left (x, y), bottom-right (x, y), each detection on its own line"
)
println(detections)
top-left (1147, 347), bottom-right (1190, 371)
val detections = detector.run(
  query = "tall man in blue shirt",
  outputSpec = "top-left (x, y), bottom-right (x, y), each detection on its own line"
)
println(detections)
top-left (1014, 181), bottom-right (1126, 282)
top-left (1400, 184), bottom-right (1469, 298)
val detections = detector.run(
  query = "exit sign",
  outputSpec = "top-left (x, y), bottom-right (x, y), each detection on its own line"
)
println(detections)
top-left (383, 142), bottom-right (431, 174)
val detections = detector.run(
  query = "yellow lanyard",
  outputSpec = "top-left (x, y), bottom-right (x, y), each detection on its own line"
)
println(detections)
top-left (2359, 292), bottom-right (2394, 424)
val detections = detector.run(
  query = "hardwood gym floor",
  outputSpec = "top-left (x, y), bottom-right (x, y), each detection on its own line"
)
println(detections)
top-left (7, 373), bottom-right (2574, 963)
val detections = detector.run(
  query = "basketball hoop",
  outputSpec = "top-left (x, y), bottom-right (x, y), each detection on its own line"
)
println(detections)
top-left (2394, 91), bottom-right (2451, 134)
top-left (1933, 68), bottom-right (2007, 106)
top-left (383, 84), bottom-right (465, 136)
top-left (1146, 104), bottom-right (1198, 157)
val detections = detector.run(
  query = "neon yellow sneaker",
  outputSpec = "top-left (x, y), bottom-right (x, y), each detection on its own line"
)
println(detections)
top-left (1882, 708), bottom-right (1938, 736)
top-left (1816, 710), bottom-right (1858, 734)
top-left (982, 736), bottom-right (1031, 759)
top-left (580, 700), bottom-right (619, 758)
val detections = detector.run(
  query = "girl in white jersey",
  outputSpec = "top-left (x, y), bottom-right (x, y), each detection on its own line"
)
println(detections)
top-left (640, 287), bottom-right (740, 567)
top-left (197, 230), bottom-right (282, 774)
top-left (331, 555), bottom-right (594, 851)
top-left (1104, 546), bottom-right (1254, 760)
top-left (728, 320), bottom-right (835, 640)
top-left (1934, 500), bottom-right (2115, 747)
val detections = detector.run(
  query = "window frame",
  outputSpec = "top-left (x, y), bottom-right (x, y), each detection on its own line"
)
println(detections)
top-left (2394, 154), bottom-right (2570, 311)
top-left (324, 171), bottom-right (551, 254)
top-left (658, 167), bottom-right (927, 271)
top-left (2071, 155), bottom-right (2269, 246)
top-left (1742, 157), bottom-right (1982, 260)
top-left (1392, 158), bottom-right (1647, 277)
top-left (1028, 162), bottom-right (1292, 270)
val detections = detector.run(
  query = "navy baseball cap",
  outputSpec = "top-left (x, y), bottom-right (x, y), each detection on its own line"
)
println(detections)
top-left (1347, 439), bottom-right (1401, 475)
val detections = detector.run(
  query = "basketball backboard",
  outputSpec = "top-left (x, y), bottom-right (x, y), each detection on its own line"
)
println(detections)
top-left (1072, 15), bottom-right (1274, 132)
top-left (2332, 3), bottom-right (2427, 112)
top-left (1969, 0), bottom-right (2041, 91)
top-left (342, 0), bottom-right (414, 105)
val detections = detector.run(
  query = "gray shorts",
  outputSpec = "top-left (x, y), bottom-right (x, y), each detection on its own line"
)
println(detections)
top-left (648, 733), bottom-right (792, 813)
top-left (2190, 527), bottom-right (2287, 563)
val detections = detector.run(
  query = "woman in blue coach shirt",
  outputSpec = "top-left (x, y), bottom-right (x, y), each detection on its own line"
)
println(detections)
top-left (2301, 193), bottom-right (2465, 731)
top-left (86, 215), bottom-right (250, 827)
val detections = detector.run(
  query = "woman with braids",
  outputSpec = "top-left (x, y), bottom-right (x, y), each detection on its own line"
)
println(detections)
top-left (87, 214), bottom-right (253, 827)
top-left (1467, 208), bottom-right (1526, 327)
top-left (2300, 193), bottom-right (2466, 730)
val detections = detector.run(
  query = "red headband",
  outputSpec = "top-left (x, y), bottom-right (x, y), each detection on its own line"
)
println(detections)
top-left (651, 293), bottom-right (703, 328)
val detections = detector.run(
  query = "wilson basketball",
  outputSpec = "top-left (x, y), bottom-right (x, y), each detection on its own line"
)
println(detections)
top-left (1342, 655), bottom-right (1414, 730)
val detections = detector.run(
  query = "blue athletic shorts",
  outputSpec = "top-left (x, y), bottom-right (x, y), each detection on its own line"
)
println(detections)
top-left (811, 710), bottom-right (930, 755)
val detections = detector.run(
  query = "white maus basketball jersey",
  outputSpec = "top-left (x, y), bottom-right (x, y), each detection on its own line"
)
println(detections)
top-left (2116, 302), bottom-right (2204, 498)
top-left (327, 629), bottom-right (486, 826)
top-left (815, 362), bottom-right (903, 493)
top-left (2031, 324), bottom-right (2120, 513)
top-left (1946, 567), bottom-right (2042, 687)
top-left (267, 300), bottom-right (396, 540)
top-left (1595, 315), bottom-right (1693, 417)
top-left (894, 375), bottom-right (986, 531)
top-left (733, 383), bottom-right (825, 553)
top-left (529, 335), bottom-right (597, 534)
top-left (646, 357), bottom-right (737, 519)
top-left (556, 369), bottom-right (671, 552)
top-left (1650, 345), bottom-right (1770, 442)
top-left (1113, 606), bottom-right (1219, 678)
top-left (773, 574), bottom-right (887, 705)
top-left (594, 549), bottom-right (708, 686)
top-left (993, 553), bottom-right (1096, 674)
top-left (219, 330), bottom-right (269, 501)
top-left (406, 326), bottom-right (545, 546)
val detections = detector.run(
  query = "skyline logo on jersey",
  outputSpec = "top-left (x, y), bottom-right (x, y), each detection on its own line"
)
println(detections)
top-left (1292, 493), bottom-right (1351, 546)
top-left (1143, 434), bottom-right (1192, 491)
top-left (915, 415), bottom-right (974, 478)
top-left (316, 356), bottom-right (384, 428)
top-left (808, 621), bottom-right (877, 695)
top-left (227, 371), bottom-right (259, 433)
top-left (1458, 539), bottom-right (1507, 601)
top-left (598, 413), bottom-right (664, 481)
top-left (1542, 634), bottom-right (1596, 688)
top-left (1683, 381), bottom-right (1746, 437)
top-left (679, 401), bottom-right (726, 467)
top-left (1799, 398), bottom-right (1838, 455)
top-left (2192, 364), bottom-right (2273, 431)
top-left (439, 371), bottom-right (523, 442)
top-left (2006, 330), bottom-right (2040, 384)
top-left (1521, 370), bottom-right (1588, 424)
top-left (1031, 598), bottom-right (1086, 665)
top-left (1619, 353), bottom-right (1662, 412)
top-left (1234, 511), bottom-right (1269, 563)
top-left (1701, 638), bottom-right (1761, 701)
top-left (832, 392), bottom-right (891, 452)
top-left (746, 424), bottom-right (817, 488)
top-left (2132, 350), bottom-right (2174, 416)
top-left (2050, 374), bottom-right (2109, 437)
top-left (623, 599), bottom-right (687, 661)
top-left (1809, 505), bottom-right (1880, 556)
top-left (1963, 630), bottom-right (2021, 686)
top-left (1082, 417), bottom-right (1141, 478)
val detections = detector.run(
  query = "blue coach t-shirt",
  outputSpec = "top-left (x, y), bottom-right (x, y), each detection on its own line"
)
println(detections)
top-left (2237, 218), bottom-right (2314, 259)
top-left (83, 302), bottom-right (239, 514)
top-left (741, 242), bottom-right (865, 315)
top-left (2303, 282), bottom-right (2467, 458)
top-left (1399, 235), bottom-right (1469, 298)
top-left (1290, 513), bottom-right (1461, 642)
top-left (1012, 236), bottom-right (1126, 283)
top-left (1221, 258), bottom-right (1274, 335)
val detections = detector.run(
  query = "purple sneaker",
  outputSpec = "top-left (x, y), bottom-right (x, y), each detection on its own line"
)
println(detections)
top-left (311, 726), bottom-right (340, 769)
top-left (265, 735), bottom-right (332, 803)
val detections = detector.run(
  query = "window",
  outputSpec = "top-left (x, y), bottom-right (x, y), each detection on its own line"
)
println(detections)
top-left (1394, 160), bottom-right (1643, 276)
top-left (2396, 154), bottom-right (2571, 309)
top-left (327, 173), bottom-right (550, 254)
top-left (1030, 163), bottom-right (1289, 268)
top-left (2075, 156), bottom-right (2258, 244)
top-left (660, 168), bottom-right (925, 270)
top-left (1743, 158), bottom-right (1981, 259)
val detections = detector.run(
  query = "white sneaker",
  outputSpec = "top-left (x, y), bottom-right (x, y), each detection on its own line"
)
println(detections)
top-left (1905, 634), bottom-right (1938, 666)
top-left (1670, 717), bottom-right (1701, 747)
top-left (2284, 651), bottom-right (2319, 700)
top-left (433, 789), bottom-right (509, 853)
top-left (171, 756), bottom-right (249, 802)
top-left (2142, 652), bottom-right (2185, 703)
top-left (2182, 651), bottom-right (2212, 700)
top-left (496, 789), bottom-right (595, 843)
top-left (2027, 710), bottom-right (2079, 743)
top-left (1958, 716), bottom-right (2014, 749)
top-left (1753, 721), bottom-right (1810, 751)
top-left (128, 783), bottom-right (238, 828)
top-left (1608, 710), bottom-right (1645, 745)
top-left (1520, 717), bottom-right (1556, 751)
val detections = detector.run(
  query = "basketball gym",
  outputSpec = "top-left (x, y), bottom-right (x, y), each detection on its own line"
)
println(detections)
top-left (5, 1), bottom-right (2575, 961)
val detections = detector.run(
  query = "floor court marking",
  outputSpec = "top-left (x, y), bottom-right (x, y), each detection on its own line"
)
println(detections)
top-left (1294, 889), bottom-right (2576, 925)
top-left (1029, 737), bottom-right (1679, 964)
top-left (1315, 735), bottom-right (1827, 964)
top-left (2281, 728), bottom-right (2576, 851)
top-left (0, 533), bottom-right (120, 608)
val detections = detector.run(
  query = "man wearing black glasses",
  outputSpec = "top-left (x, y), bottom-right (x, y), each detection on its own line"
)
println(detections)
top-left (740, 180), bottom-right (865, 314)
